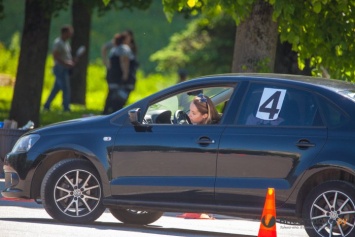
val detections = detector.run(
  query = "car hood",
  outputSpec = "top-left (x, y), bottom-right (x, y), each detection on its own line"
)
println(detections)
top-left (27, 115), bottom-right (109, 136)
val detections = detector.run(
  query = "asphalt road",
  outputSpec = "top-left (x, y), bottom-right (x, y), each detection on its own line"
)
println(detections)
top-left (0, 179), bottom-right (308, 237)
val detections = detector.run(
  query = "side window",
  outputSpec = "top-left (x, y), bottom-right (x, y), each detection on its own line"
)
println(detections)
top-left (144, 86), bottom-right (234, 124)
top-left (317, 96), bottom-right (348, 127)
top-left (237, 84), bottom-right (323, 127)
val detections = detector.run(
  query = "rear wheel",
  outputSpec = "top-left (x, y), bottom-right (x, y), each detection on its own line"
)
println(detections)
top-left (41, 159), bottom-right (105, 224)
top-left (109, 207), bottom-right (163, 225)
top-left (302, 181), bottom-right (355, 237)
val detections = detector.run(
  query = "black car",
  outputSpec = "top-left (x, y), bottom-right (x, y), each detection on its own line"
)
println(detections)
top-left (3, 73), bottom-right (355, 237)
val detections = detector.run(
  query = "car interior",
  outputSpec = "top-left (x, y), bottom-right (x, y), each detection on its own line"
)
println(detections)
top-left (144, 87), bottom-right (234, 125)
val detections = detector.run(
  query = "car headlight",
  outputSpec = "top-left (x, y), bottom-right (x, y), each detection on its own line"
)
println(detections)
top-left (11, 134), bottom-right (40, 153)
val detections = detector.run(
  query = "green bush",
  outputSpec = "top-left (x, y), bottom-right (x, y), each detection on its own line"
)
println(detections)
top-left (0, 32), bottom-right (20, 84)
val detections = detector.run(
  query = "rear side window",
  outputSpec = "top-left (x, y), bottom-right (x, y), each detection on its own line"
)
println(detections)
top-left (317, 96), bottom-right (348, 127)
top-left (237, 83), bottom-right (323, 127)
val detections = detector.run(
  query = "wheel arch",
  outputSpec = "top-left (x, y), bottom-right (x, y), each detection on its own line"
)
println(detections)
top-left (295, 166), bottom-right (355, 217)
top-left (30, 148), bottom-right (111, 201)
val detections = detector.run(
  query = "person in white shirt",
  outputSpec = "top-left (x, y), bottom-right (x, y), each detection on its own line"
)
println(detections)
top-left (44, 25), bottom-right (74, 112)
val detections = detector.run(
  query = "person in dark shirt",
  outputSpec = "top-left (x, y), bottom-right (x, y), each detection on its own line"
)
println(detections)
top-left (102, 30), bottom-right (138, 114)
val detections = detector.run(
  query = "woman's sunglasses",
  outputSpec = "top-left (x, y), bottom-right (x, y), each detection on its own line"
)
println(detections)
top-left (197, 93), bottom-right (208, 103)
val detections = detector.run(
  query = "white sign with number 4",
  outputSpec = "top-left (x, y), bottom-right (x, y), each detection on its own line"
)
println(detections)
top-left (256, 88), bottom-right (286, 121)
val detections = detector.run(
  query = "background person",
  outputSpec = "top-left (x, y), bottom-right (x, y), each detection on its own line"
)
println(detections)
top-left (101, 30), bottom-right (138, 79)
top-left (44, 25), bottom-right (75, 112)
top-left (188, 94), bottom-right (220, 124)
top-left (124, 29), bottom-right (139, 96)
top-left (102, 32), bottom-right (135, 114)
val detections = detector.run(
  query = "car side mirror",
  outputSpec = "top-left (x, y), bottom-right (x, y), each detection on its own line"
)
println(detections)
top-left (129, 108), bottom-right (141, 126)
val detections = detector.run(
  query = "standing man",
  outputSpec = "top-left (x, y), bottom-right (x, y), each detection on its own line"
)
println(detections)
top-left (44, 25), bottom-right (74, 112)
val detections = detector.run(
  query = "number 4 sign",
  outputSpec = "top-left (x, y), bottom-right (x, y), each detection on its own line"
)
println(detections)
top-left (256, 88), bottom-right (286, 120)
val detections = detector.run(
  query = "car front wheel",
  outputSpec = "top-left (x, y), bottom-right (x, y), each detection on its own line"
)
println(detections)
top-left (41, 159), bottom-right (105, 224)
top-left (302, 180), bottom-right (355, 237)
top-left (109, 207), bottom-right (163, 225)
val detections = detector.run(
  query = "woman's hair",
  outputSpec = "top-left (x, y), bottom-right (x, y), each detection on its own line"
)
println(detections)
top-left (125, 29), bottom-right (137, 55)
top-left (192, 94), bottom-right (220, 124)
top-left (113, 32), bottom-right (128, 46)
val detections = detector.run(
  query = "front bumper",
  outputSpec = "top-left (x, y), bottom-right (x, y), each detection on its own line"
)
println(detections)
top-left (1, 151), bottom-right (36, 199)
top-left (1, 171), bottom-right (25, 198)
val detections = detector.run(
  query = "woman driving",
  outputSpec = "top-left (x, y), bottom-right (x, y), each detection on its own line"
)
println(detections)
top-left (188, 93), bottom-right (220, 124)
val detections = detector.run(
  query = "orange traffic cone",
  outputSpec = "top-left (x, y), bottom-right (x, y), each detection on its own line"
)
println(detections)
top-left (177, 213), bottom-right (214, 219)
top-left (258, 188), bottom-right (277, 237)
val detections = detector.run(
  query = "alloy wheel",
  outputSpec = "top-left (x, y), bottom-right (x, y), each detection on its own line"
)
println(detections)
top-left (54, 169), bottom-right (101, 217)
top-left (309, 190), bottom-right (355, 236)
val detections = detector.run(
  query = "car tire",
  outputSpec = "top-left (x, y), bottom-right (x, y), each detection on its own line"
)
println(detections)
top-left (109, 207), bottom-right (163, 225)
top-left (40, 159), bottom-right (105, 224)
top-left (302, 180), bottom-right (355, 237)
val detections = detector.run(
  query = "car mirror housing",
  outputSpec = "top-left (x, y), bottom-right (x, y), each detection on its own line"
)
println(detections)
top-left (129, 108), bottom-right (141, 126)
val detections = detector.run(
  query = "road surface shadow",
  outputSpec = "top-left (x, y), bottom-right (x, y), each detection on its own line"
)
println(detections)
top-left (0, 198), bottom-right (42, 208)
top-left (0, 217), bottom-right (255, 237)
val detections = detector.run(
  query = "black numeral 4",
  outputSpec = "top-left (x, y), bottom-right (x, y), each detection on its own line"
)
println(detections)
top-left (259, 91), bottom-right (281, 119)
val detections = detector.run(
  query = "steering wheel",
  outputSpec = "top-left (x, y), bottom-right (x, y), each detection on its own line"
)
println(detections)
top-left (142, 118), bottom-right (148, 124)
top-left (174, 110), bottom-right (191, 124)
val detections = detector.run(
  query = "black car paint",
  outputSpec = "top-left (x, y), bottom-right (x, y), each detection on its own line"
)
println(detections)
top-left (3, 74), bottom-right (355, 221)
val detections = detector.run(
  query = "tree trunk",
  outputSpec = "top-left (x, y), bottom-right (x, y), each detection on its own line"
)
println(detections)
top-left (232, 0), bottom-right (278, 73)
top-left (70, 0), bottom-right (91, 105)
top-left (9, 0), bottom-right (51, 127)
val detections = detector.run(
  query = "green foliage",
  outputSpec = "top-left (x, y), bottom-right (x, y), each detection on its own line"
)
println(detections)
top-left (95, 0), bottom-right (153, 17)
top-left (162, 0), bottom-right (254, 25)
top-left (0, 0), bottom-right (191, 74)
top-left (0, 0), bottom-right (69, 19)
top-left (38, 0), bottom-right (71, 18)
top-left (0, 32), bottom-right (20, 82)
top-left (102, 0), bottom-right (110, 7)
top-left (151, 14), bottom-right (236, 77)
top-left (163, 0), bottom-right (355, 81)
top-left (268, 0), bottom-right (355, 81)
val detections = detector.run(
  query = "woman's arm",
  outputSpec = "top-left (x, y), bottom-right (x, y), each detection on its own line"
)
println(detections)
top-left (120, 55), bottom-right (130, 82)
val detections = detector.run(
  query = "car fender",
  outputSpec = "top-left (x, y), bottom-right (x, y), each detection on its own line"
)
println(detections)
top-left (29, 142), bottom-right (112, 198)
top-left (283, 161), bottom-right (355, 217)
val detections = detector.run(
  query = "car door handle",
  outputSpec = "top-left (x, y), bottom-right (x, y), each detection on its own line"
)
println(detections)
top-left (296, 139), bottom-right (315, 149)
top-left (197, 137), bottom-right (215, 145)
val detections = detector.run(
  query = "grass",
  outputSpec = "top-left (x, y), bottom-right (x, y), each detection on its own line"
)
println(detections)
top-left (0, 61), bottom-right (177, 127)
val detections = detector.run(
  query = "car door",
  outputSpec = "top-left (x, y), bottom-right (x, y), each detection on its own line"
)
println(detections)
top-left (110, 86), bottom-right (232, 204)
top-left (215, 82), bottom-right (327, 208)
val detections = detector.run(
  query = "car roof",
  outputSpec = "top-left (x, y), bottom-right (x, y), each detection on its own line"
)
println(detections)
top-left (195, 73), bottom-right (355, 92)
